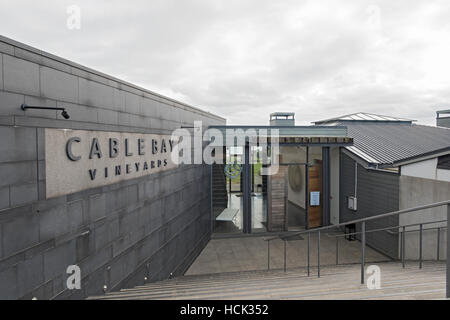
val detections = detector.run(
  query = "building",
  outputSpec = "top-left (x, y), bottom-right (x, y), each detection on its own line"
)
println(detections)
top-left (0, 35), bottom-right (449, 300)
top-left (314, 112), bottom-right (450, 259)
top-left (437, 109), bottom-right (450, 128)
top-left (210, 120), bottom-right (352, 234)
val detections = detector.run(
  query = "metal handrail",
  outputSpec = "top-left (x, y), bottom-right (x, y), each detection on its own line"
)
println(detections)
top-left (326, 219), bottom-right (447, 238)
top-left (333, 223), bottom-right (447, 267)
top-left (265, 200), bottom-right (450, 242)
top-left (264, 199), bottom-right (450, 298)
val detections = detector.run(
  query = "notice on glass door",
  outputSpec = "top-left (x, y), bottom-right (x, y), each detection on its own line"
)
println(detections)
top-left (310, 191), bottom-right (320, 206)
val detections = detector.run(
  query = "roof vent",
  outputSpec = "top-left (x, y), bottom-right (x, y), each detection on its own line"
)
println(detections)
top-left (270, 112), bottom-right (295, 126)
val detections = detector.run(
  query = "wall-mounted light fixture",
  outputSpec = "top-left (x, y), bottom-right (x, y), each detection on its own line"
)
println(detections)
top-left (21, 104), bottom-right (70, 119)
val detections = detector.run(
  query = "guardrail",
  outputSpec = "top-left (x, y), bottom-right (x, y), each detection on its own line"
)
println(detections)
top-left (265, 200), bottom-right (450, 297)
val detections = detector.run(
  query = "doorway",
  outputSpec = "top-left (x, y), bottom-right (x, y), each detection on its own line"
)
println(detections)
top-left (213, 144), bottom-right (327, 235)
top-left (308, 159), bottom-right (323, 228)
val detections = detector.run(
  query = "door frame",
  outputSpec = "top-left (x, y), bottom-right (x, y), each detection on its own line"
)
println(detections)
top-left (242, 144), bottom-right (331, 233)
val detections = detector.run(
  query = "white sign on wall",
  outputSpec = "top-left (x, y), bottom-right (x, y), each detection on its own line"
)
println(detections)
top-left (45, 128), bottom-right (179, 198)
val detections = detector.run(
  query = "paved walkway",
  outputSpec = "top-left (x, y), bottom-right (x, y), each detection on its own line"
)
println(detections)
top-left (186, 233), bottom-right (390, 275)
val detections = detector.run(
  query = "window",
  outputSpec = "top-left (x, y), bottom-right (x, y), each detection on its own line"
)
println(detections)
top-left (437, 154), bottom-right (450, 170)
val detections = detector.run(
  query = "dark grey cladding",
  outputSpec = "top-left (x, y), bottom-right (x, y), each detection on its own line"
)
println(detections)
top-left (339, 153), bottom-right (399, 258)
top-left (0, 35), bottom-right (225, 300)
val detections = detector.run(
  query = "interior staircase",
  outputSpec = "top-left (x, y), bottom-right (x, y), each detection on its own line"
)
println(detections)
top-left (212, 164), bottom-right (228, 218)
top-left (88, 261), bottom-right (447, 300)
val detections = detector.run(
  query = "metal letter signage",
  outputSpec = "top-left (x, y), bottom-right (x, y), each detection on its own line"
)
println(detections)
top-left (45, 129), bottom-right (179, 198)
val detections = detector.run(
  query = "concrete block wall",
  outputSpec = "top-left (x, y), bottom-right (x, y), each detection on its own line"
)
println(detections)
top-left (399, 175), bottom-right (450, 260)
top-left (0, 35), bottom-right (225, 299)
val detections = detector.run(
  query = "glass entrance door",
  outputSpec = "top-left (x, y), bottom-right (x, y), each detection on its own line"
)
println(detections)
top-left (286, 164), bottom-right (307, 231)
top-left (212, 144), bottom-right (328, 235)
top-left (250, 145), bottom-right (268, 233)
top-left (307, 147), bottom-right (323, 228)
top-left (307, 159), bottom-right (323, 228)
top-left (212, 146), bottom-right (244, 234)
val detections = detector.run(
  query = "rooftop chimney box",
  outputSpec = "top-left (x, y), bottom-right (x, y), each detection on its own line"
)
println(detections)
top-left (270, 112), bottom-right (295, 126)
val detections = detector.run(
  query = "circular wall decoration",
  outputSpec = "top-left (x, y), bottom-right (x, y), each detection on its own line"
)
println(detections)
top-left (224, 163), bottom-right (243, 179)
top-left (288, 165), bottom-right (303, 192)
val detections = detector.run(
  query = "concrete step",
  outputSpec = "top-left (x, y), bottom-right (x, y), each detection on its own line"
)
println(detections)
top-left (93, 274), bottom-right (446, 300)
top-left (111, 263), bottom-right (445, 292)
top-left (88, 261), bottom-right (447, 300)
top-left (100, 272), bottom-right (446, 300)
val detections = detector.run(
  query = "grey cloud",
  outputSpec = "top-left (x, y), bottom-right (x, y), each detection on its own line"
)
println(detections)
top-left (0, 0), bottom-right (449, 125)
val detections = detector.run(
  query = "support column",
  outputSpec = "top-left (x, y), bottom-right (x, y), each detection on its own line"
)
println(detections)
top-left (305, 146), bottom-right (309, 228)
top-left (446, 204), bottom-right (450, 298)
top-left (243, 141), bottom-right (251, 233)
top-left (322, 146), bottom-right (330, 226)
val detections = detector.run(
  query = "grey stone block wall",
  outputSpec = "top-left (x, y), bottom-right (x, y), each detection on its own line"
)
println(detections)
top-left (340, 152), bottom-right (399, 259)
top-left (0, 35), bottom-right (225, 299)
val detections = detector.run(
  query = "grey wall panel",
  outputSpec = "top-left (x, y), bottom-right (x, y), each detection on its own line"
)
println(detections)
top-left (0, 36), bottom-right (225, 300)
top-left (399, 175), bottom-right (450, 260)
top-left (3, 55), bottom-right (40, 96)
top-left (340, 152), bottom-right (399, 258)
top-left (0, 54), bottom-right (3, 90)
top-left (437, 117), bottom-right (450, 128)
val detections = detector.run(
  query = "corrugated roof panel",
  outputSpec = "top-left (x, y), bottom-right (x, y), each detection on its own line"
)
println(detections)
top-left (314, 112), bottom-right (416, 124)
top-left (360, 113), bottom-right (377, 120)
top-left (345, 146), bottom-right (380, 164)
top-left (351, 114), bottom-right (366, 120)
top-left (376, 115), bottom-right (394, 121)
top-left (338, 122), bottom-right (450, 165)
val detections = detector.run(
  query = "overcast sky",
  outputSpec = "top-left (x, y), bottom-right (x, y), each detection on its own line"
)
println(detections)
top-left (1, 0), bottom-right (449, 125)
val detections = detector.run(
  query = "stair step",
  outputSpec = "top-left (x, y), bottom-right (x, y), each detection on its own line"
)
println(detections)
top-left (104, 271), bottom-right (445, 300)
top-left (88, 261), bottom-right (447, 300)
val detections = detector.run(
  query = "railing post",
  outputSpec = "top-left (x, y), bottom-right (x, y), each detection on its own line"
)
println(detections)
top-left (318, 231), bottom-right (321, 278)
top-left (284, 240), bottom-right (287, 273)
top-left (307, 233), bottom-right (310, 277)
top-left (402, 226), bottom-right (406, 269)
top-left (400, 228), bottom-right (403, 262)
top-left (419, 224), bottom-right (423, 269)
top-left (267, 240), bottom-right (270, 270)
top-left (446, 204), bottom-right (450, 298)
top-left (437, 227), bottom-right (440, 261)
top-left (336, 236), bottom-right (339, 265)
top-left (361, 221), bottom-right (366, 284)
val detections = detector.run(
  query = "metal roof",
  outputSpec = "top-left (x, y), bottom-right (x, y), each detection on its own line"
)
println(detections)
top-left (338, 122), bottom-right (450, 166)
top-left (209, 125), bottom-right (348, 139)
top-left (314, 112), bottom-right (415, 125)
top-left (270, 112), bottom-right (295, 116)
top-left (208, 125), bottom-right (352, 148)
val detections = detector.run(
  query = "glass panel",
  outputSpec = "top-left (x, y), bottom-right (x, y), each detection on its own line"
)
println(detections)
top-left (250, 146), bottom-right (268, 233)
top-left (259, 146), bottom-right (309, 233)
top-left (282, 146), bottom-right (308, 231)
top-left (287, 164), bottom-right (307, 231)
top-left (228, 147), bottom-right (243, 193)
top-left (212, 146), bottom-right (244, 234)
